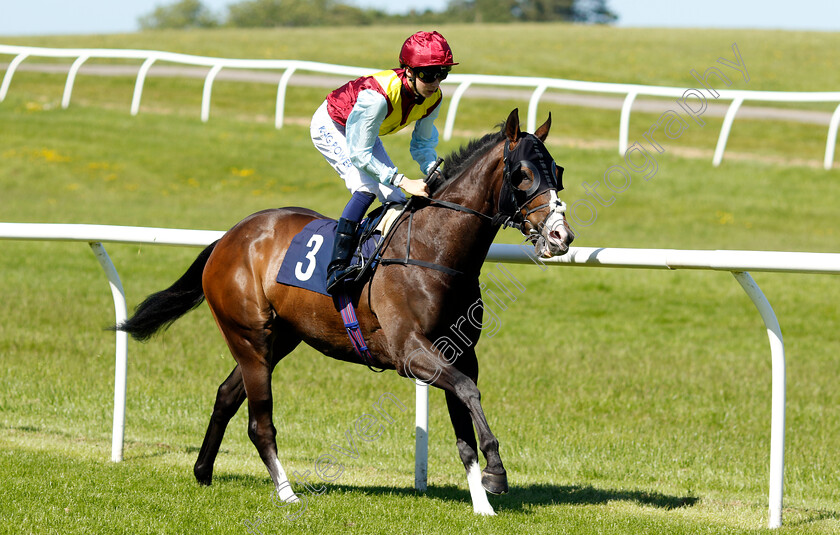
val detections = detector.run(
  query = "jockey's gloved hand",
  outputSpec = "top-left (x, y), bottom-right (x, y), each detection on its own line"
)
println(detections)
top-left (398, 176), bottom-right (429, 197)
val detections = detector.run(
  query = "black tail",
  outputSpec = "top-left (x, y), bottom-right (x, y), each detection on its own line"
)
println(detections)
top-left (115, 241), bottom-right (218, 342)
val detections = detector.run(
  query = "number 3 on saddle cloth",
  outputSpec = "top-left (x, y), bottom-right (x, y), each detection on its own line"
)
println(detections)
top-left (275, 218), bottom-right (376, 296)
top-left (275, 204), bottom-right (403, 371)
top-left (275, 204), bottom-right (402, 295)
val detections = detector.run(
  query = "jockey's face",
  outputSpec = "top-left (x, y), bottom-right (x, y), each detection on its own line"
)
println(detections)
top-left (407, 68), bottom-right (441, 99)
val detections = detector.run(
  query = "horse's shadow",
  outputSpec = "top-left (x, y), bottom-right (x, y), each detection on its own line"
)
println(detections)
top-left (215, 473), bottom-right (697, 513)
top-left (211, 475), bottom-right (840, 526)
top-left (337, 482), bottom-right (699, 513)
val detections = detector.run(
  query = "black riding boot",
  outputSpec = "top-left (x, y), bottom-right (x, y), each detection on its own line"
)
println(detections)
top-left (326, 218), bottom-right (361, 293)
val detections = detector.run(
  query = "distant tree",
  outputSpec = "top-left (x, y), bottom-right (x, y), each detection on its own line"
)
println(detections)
top-left (226, 0), bottom-right (288, 27)
top-left (571, 0), bottom-right (617, 23)
top-left (444, 0), bottom-right (616, 23)
top-left (514, 0), bottom-right (575, 21)
top-left (446, 0), bottom-right (517, 23)
top-left (138, 0), bottom-right (220, 30)
top-left (328, 2), bottom-right (378, 25)
top-left (139, 0), bottom-right (616, 30)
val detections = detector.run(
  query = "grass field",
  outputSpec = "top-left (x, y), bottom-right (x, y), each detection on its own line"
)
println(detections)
top-left (1, 24), bottom-right (839, 534)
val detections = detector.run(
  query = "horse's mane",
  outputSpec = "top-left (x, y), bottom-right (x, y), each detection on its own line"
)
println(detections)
top-left (430, 124), bottom-right (505, 195)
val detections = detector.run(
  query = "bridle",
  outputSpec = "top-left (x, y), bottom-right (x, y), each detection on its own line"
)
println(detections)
top-left (412, 133), bottom-right (566, 238)
top-left (494, 134), bottom-right (567, 241)
top-left (371, 134), bottom-right (568, 281)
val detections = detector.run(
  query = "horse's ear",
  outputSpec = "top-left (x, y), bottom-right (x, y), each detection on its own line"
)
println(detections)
top-left (505, 108), bottom-right (520, 143)
top-left (534, 112), bottom-right (551, 142)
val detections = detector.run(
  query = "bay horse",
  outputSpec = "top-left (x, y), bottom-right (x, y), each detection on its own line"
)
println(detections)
top-left (117, 108), bottom-right (574, 516)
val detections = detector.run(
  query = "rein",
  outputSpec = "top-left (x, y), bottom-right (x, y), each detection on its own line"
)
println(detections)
top-left (358, 158), bottom-right (497, 281)
top-left (377, 196), bottom-right (488, 279)
top-left (425, 197), bottom-right (493, 221)
top-left (377, 190), bottom-right (535, 277)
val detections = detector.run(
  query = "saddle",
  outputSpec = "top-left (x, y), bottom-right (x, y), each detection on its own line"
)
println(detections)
top-left (275, 202), bottom-right (405, 296)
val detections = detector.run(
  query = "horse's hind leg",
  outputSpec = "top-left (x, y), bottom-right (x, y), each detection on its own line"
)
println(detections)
top-left (193, 335), bottom-right (300, 486)
top-left (218, 323), bottom-right (301, 503)
top-left (194, 365), bottom-right (246, 485)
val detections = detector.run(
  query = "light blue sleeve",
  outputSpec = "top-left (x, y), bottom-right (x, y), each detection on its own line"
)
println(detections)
top-left (345, 89), bottom-right (399, 185)
top-left (410, 103), bottom-right (441, 175)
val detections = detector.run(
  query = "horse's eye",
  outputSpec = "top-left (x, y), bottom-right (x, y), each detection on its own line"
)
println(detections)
top-left (514, 166), bottom-right (535, 191)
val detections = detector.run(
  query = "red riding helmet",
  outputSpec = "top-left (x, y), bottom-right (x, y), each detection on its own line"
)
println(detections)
top-left (399, 31), bottom-right (458, 68)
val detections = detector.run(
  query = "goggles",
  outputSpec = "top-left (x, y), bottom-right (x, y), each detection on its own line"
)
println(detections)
top-left (414, 65), bottom-right (451, 82)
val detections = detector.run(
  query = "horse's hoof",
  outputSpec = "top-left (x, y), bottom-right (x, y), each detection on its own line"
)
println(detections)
top-left (194, 465), bottom-right (213, 486)
top-left (481, 469), bottom-right (508, 495)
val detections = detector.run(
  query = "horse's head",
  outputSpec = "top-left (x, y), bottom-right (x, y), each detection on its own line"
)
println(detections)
top-left (496, 108), bottom-right (574, 257)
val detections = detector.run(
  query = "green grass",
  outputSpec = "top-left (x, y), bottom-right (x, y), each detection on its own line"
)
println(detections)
top-left (2, 24), bottom-right (840, 535)
top-left (3, 24), bottom-right (840, 91)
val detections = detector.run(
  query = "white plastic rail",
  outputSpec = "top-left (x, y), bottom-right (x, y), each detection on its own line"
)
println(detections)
top-left (482, 244), bottom-right (840, 529)
top-left (1, 223), bottom-right (839, 529)
top-left (2, 44), bottom-right (840, 169)
top-left (0, 223), bottom-right (223, 462)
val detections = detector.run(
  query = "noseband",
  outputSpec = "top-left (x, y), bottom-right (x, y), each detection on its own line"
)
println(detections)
top-left (495, 134), bottom-right (565, 235)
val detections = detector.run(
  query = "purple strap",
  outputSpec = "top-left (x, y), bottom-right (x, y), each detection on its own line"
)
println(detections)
top-left (337, 293), bottom-right (384, 372)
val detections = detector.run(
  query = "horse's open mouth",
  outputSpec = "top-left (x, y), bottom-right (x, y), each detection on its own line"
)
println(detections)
top-left (549, 230), bottom-right (571, 255)
top-left (534, 233), bottom-right (569, 258)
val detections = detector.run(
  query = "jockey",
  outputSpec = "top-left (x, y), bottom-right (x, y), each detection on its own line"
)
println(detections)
top-left (310, 30), bottom-right (457, 293)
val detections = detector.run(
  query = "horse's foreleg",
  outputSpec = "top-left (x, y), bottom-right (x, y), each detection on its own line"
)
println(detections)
top-left (400, 334), bottom-right (508, 501)
top-left (194, 365), bottom-right (247, 485)
top-left (445, 390), bottom-right (496, 515)
top-left (448, 371), bottom-right (508, 496)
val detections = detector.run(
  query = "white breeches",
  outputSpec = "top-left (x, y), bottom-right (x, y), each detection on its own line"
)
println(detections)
top-left (310, 101), bottom-right (406, 204)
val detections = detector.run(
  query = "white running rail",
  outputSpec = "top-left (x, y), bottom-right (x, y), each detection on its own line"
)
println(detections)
top-left (2, 44), bottom-right (840, 169)
top-left (1, 222), bottom-right (839, 529)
